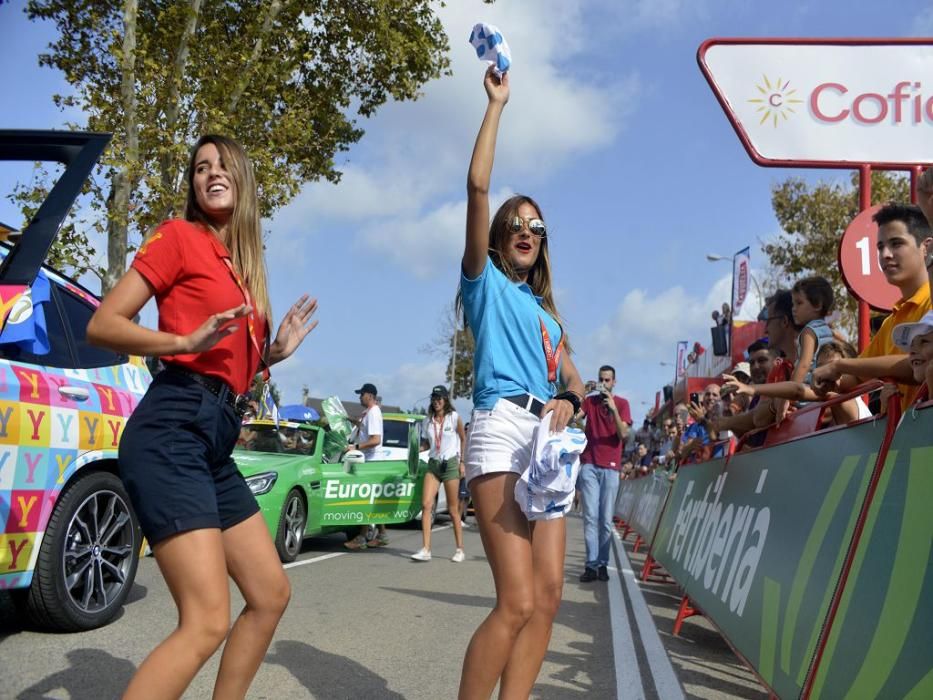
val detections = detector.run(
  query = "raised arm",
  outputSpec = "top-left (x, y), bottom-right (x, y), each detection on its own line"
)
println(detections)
top-left (463, 67), bottom-right (509, 279)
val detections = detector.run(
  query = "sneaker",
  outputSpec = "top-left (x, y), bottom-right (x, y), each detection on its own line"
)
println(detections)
top-left (368, 535), bottom-right (389, 548)
top-left (598, 565), bottom-right (610, 581)
top-left (410, 548), bottom-right (432, 561)
top-left (451, 548), bottom-right (465, 563)
top-left (344, 535), bottom-right (367, 551)
top-left (579, 567), bottom-right (598, 583)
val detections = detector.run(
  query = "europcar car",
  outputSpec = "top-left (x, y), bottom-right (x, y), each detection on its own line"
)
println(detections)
top-left (378, 412), bottom-right (447, 519)
top-left (0, 131), bottom-right (152, 631)
top-left (235, 418), bottom-right (437, 562)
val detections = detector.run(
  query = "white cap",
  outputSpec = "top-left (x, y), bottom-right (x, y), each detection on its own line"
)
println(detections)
top-left (730, 361), bottom-right (751, 377)
top-left (892, 310), bottom-right (933, 351)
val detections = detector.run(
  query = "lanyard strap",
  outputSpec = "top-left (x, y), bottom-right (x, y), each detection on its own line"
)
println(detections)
top-left (432, 415), bottom-right (445, 458)
top-left (221, 257), bottom-right (270, 381)
top-left (539, 317), bottom-right (563, 384)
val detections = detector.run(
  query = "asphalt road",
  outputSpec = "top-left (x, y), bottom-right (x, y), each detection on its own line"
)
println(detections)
top-left (0, 514), bottom-right (765, 699)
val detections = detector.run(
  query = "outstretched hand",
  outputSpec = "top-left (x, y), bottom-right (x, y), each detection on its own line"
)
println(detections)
top-left (270, 295), bottom-right (319, 364)
top-left (722, 373), bottom-right (754, 397)
top-left (484, 65), bottom-right (509, 105)
top-left (181, 304), bottom-right (252, 354)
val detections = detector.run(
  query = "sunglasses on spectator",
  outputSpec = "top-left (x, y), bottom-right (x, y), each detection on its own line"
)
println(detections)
top-left (508, 216), bottom-right (547, 238)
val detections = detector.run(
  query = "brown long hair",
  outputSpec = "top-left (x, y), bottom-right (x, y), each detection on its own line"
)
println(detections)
top-left (184, 134), bottom-right (270, 319)
top-left (458, 194), bottom-right (570, 352)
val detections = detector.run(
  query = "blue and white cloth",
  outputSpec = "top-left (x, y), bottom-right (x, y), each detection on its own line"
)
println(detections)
top-left (469, 23), bottom-right (511, 76)
top-left (515, 411), bottom-right (587, 520)
top-left (0, 270), bottom-right (51, 355)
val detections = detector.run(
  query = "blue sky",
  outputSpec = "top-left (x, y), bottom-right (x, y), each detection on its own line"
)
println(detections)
top-left (2, 1), bottom-right (932, 419)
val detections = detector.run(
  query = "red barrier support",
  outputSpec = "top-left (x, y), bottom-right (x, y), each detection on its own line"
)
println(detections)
top-left (673, 595), bottom-right (700, 636)
top-left (632, 534), bottom-right (643, 553)
top-left (640, 554), bottom-right (674, 583)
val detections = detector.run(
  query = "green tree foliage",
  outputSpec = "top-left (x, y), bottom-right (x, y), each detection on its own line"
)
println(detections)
top-left (249, 376), bottom-right (280, 406)
top-left (447, 326), bottom-right (475, 400)
top-left (765, 171), bottom-right (910, 335)
top-left (20, 0), bottom-right (451, 290)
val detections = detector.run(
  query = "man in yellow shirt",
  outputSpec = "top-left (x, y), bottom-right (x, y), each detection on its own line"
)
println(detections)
top-left (813, 204), bottom-right (932, 411)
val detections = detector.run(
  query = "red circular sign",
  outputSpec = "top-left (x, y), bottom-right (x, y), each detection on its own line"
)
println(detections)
top-left (838, 204), bottom-right (902, 312)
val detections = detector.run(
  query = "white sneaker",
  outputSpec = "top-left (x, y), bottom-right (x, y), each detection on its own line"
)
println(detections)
top-left (451, 548), bottom-right (465, 563)
top-left (410, 548), bottom-right (432, 562)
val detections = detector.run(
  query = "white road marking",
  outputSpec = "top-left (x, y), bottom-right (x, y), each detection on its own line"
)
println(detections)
top-left (607, 545), bottom-right (647, 699)
top-left (613, 530), bottom-right (687, 699)
top-left (284, 524), bottom-right (453, 569)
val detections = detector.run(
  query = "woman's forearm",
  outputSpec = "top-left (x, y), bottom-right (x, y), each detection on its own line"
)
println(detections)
top-left (87, 312), bottom-right (186, 357)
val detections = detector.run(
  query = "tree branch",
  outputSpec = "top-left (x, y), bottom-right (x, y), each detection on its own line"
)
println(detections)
top-left (227, 0), bottom-right (284, 113)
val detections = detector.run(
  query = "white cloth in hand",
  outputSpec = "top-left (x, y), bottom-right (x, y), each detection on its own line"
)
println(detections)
top-left (469, 23), bottom-right (511, 76)
top-left (515, 411), bottom-right (587, 520)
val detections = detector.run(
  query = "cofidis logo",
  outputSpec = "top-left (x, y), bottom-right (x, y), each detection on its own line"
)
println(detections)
top-left (747, 75), bottom-right (803, 127)
top-left (750, 75), bottom-right (933, 128)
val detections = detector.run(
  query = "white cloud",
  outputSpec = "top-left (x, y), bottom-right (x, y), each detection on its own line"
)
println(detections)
top-left (269, 1), bottom-right (640, 276)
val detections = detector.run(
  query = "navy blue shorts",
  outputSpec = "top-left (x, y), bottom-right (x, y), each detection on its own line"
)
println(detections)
top-left (119, 370), bottom-right (259, 545)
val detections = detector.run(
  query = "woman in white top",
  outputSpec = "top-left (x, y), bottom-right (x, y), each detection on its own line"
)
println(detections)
top-left (411, 385), bottom-right (467, 562)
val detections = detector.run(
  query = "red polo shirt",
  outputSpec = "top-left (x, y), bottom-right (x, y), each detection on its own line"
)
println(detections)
top-left (580, 394), bottom-right (632, 470)
top-left (132, 219), bottom-right (267, 395)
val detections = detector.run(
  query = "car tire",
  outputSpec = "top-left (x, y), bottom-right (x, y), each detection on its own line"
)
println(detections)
top-left (23, 469), bottom-right (141, 632)
top-left (275, 490), bottom-right (307, 563)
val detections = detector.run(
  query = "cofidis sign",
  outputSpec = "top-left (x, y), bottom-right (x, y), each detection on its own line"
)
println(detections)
top-left (698, 39), bottom-right (933, 167)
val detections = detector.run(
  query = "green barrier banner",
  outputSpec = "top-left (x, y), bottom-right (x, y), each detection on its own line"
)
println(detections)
top-left (652, 419), bottom-right (888, 699)
top-left (629, 471), bottom-right (674, 543)
top-left (616, 478), bottom-right (640, 524)
top-left (809, 405), bottom-right (933, 700)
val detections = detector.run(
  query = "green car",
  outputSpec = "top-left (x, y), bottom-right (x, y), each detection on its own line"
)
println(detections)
top-left (234, 419), bottom-right (427, 562)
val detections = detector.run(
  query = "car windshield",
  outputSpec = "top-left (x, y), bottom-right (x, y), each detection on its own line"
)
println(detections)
top-left (237, 424), bottom-right (316, 455)
top-left (382, 419), bottom-right (412, 449)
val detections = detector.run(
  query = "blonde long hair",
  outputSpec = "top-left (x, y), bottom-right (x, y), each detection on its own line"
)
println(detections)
top-left (458, 194), bottom-right (571, 352)
top-left (184, 134), bottom-right (271, 319)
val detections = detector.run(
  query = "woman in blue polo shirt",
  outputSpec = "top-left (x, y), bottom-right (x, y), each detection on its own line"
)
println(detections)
top-left (457, 67), bottom-right (586, 699)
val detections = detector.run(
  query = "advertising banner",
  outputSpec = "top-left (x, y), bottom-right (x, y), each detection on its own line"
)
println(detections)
top-left (732, 247), bottom-right (751, 318)
top-left (699, 40), bottom-right (933, 167)
top-left (616, 478), bottom-right (640, 524)
top-left (628, 470), bottom-right (674, 544)
top-left (652, 419), bottom-right (889, 699)
top-left (808, 405), bottom-right (933, 700)
top-left (676, 340), bottom-right (688, 380)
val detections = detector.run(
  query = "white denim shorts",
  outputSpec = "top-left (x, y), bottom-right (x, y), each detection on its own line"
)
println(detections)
top-left (464, 397), bottom-right (541, 486)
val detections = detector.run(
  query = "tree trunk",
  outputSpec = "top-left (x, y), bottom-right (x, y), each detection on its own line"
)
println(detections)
top-left (227, 0), bottom-right (283, 113)
top-left (104, 0), bottom-right (139, 293)
top-left (158, 0), bottom-right (203, 198)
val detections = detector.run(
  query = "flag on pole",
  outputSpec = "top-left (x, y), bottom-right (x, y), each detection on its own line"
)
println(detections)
top-left (732, 247), bottom-right (751, 318)
top-left (675, 340), bottom-right (688, 380)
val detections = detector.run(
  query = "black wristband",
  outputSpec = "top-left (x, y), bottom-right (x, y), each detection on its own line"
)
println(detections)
top-left (554, 391), bottom-right (581, 414)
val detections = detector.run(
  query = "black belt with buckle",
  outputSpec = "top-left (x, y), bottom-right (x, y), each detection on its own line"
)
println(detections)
top-left (502, 394), bottom-right (547, 416)
top-left (161, 364), bottom-right (249, 417)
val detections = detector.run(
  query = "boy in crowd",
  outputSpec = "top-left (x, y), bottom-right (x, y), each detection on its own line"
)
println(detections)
top-left (813, 204), bottom-right (932, 410)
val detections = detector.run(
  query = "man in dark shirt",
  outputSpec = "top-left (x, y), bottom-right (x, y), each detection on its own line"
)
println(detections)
top-left (577, 365), bottom-right (632, 582)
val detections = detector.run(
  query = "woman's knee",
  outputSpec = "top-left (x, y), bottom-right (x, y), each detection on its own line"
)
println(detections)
top-left (496, 595), bottom-right (536, 630)
top-left (181, 606), bottom-right (231, 656)
top-left (536, 578), bottom-right (564, 620)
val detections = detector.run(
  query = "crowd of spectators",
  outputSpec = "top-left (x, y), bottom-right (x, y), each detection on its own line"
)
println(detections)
top-left (622, 202), bottom-right (933, 480)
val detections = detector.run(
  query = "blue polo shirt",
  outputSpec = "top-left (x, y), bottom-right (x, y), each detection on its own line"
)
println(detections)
top-left (462, 258), bottom-right (563, 410)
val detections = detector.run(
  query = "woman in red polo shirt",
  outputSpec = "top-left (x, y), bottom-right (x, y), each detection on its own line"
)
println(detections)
top-left (87, 134), bottom-right (317, 700)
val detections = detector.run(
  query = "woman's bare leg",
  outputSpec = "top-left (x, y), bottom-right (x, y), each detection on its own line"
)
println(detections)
top-left (420, 472), bottom-right (441, 551)
top-left (499, 517), bottom-right (567, 699)
top-left (213, 513), bottom-right (291, 700)
top-left (443, 477), bottom-right (465, 549)
top-left (458, 473), bottom-right (534, 700)
top-left (122, 529), bottom-right (231, 700)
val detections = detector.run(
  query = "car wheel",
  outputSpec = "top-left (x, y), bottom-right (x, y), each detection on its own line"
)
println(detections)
top-left (275, 490), bottom-right (307, 563)
top-left (24, 470), bottom-right (141, 631)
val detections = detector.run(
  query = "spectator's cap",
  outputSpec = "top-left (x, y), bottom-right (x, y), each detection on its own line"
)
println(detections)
top-left (431, 384), bottom-right (449, 398)
top-left (892, 310), bottom-right (933, 351)
top-left (730, 361), bottom-right (751, 379)
top-left (354, 382), bottom-right (378, 396)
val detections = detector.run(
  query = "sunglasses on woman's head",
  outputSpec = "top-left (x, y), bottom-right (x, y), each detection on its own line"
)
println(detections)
top-left (508, 216), bottom-right (547, 238)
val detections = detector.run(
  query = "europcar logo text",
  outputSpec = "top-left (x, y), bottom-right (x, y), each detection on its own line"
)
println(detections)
top-left (748, 75), bottom-right (803, 127)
